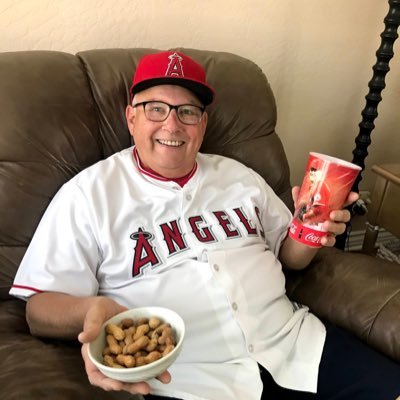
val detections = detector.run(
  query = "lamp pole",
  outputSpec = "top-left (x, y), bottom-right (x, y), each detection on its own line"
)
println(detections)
top-left (335, 0), bottom-right (400, 250)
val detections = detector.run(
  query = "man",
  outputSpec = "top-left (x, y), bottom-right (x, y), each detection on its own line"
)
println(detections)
top-left (10, 51), bottom-right (399, 400)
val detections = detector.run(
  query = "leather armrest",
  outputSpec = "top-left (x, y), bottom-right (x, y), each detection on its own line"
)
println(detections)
top-left (0, 300), bottom-right (141, 400)
top-left (285, 247), bottom-right (400, 362)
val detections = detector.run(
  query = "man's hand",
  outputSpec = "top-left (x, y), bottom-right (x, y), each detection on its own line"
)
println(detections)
top-left (78, 297), bottom-right (171, 394)
top-left (292, 186), bottom-right (359, 247)
top-left (280, 188), bottom-right (359, 270)
top-left (77, 296), bottom-right (127, 344)
top-left (81, 343), bottom-right (171, 394)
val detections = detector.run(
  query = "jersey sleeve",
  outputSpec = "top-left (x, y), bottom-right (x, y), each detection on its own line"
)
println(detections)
top-left (250, 170), bottom-right (293, 256)
top-left (9, 181), bottom-right (101, 300)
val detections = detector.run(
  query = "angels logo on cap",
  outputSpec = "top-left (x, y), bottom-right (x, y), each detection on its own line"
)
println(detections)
top-left (130, 50), bottom-right (215, 105)
top-left (166, 52), bottom-right (184, 77)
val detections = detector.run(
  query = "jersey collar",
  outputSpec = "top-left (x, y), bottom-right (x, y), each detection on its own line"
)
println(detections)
top-left (133, 146), bottom-right (197, 187)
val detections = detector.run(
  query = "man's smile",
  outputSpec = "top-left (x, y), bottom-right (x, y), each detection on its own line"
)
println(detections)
top-left (156, 139), bottom-right (185, 147)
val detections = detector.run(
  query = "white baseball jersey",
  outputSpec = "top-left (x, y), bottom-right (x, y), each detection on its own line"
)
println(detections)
top-left (10, 147), bottom-right (326, 400)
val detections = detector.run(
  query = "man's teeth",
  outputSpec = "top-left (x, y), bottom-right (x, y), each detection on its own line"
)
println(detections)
top-left (157, 139), bottom-right (183, 147)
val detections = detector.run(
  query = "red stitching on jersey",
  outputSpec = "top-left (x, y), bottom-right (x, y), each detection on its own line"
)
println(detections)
top-left (11, 284), bottom-right (43, 293)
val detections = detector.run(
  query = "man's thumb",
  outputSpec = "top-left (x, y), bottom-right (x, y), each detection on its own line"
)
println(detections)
top-left (78, 310), bottom-right (103, 343)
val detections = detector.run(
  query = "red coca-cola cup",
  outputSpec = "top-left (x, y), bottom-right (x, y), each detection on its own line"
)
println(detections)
top-left (289, 152), bottom-right (361, 247)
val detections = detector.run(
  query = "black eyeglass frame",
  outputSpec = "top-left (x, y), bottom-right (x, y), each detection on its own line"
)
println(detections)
top-left (132, 101), bottom-right (206, 125)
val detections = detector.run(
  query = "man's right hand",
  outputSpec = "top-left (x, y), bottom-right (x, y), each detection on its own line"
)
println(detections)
top-left (81, 342), bottom-right (171, 394)
top-left (78, 297), bottom-right (171, 395)
top-left (77, 296), bottom-right (127, 344)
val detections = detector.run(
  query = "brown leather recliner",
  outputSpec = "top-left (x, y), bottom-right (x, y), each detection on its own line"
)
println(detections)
top-left (0, 48), bottom-right (399, 400)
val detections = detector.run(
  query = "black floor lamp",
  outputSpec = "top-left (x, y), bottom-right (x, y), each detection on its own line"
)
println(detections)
top-left (336, 0), bottom-right (400, 250)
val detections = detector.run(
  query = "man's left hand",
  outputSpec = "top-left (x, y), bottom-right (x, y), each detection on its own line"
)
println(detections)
top-left (292, 187), bottom-right (359, 247)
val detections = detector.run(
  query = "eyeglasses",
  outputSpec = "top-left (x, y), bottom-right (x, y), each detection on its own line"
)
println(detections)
top-left (132, 101), bottom-right (205, 125)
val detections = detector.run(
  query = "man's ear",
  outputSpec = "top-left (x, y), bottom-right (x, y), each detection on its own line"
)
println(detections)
top-left (125, 105), bottom-right (136, 136)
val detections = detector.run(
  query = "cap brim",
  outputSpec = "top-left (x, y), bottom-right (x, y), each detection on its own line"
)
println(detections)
top-left (131, 77), bottom-right (214, 106)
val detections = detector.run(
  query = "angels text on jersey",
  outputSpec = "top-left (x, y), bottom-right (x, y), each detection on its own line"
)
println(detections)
top-left (130, 205), bottom-right (266, 277)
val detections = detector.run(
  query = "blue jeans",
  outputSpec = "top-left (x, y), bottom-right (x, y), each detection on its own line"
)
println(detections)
top-left (146, 321), bottom-right (400, 400)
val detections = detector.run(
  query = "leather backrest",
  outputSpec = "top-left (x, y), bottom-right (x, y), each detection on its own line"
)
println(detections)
top-left (0, 48), bottom-right (292, 299)
top-left (0, 51), bottom-right (102, 299)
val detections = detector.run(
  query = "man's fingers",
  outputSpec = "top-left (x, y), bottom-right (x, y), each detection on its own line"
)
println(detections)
top-left (156, 370), bottom-right (172, 384)
top-left (79, 298), bottom-right (127, 344)
top-left (81, 343), bottom-right (152, 394)
top-left (343, 191), bottom-right (359, 208)
top-left (79, 308), bottom-right (104, 343)
top-left (329, 209), bottom-right (351, 224)
top-left (292, 188), bottom-right (359, 210)
top-left (321, 233), bottom-right (337, 247)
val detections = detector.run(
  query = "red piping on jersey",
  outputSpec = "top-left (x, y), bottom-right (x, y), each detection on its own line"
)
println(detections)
top-left (133, 147), bottom-right (197, 187)
top-left (11, 284), bottom-right (43, 293)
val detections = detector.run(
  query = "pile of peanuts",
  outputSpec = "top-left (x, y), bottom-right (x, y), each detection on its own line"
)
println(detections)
top-left (102, 316), bottom-right (176, 369)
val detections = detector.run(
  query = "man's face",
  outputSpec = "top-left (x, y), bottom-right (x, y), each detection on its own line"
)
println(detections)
top-left (126, 85), bottom-right (208, 179)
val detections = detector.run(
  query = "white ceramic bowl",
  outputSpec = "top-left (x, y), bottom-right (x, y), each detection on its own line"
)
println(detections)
top-left (88, 306), bottom-right (185, 382)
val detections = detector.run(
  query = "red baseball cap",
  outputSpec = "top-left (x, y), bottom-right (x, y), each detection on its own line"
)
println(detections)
top-left (130, 51), bottom-right (215, 106)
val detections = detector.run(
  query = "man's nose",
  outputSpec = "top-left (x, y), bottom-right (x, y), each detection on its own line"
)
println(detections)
top-left (163, 108), bottom-right (182, 128)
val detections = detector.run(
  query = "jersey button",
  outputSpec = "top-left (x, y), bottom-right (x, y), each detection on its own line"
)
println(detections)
top-left (248, 344), bottom-right (254, 353)
top-left (232, 302), bottom-right (238, 311)
top-left (213, 264), bottom-right (219, 271)
top-left (186, 194), bottom-right (192, 201)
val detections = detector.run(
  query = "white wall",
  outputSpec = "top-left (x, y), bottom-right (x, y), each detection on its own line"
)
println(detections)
top-left (1, 0), bottom-right (399, 190)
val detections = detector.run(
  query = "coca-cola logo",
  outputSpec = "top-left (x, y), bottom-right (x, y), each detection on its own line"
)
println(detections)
top-left (305, 233), bottom-right (321, 243)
